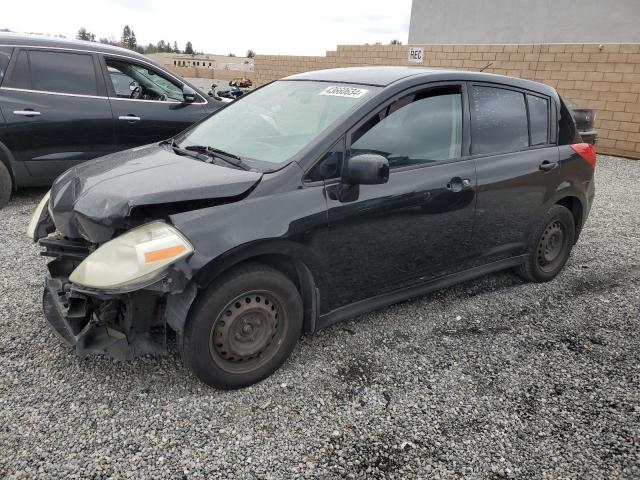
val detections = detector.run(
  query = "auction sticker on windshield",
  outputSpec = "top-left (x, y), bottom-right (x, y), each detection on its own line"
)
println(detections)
top-left (319, 86), bottom-right (369, 98)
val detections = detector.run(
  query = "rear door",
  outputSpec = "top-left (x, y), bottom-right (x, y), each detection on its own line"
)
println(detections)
top-left (0, 48), bottom-right (114, 183)
top-left (101, 56), bottom-right (208, 149)
top-left (470, 83), bottom-right (560, 264)
top-left (324, 83), bottom-right (477, 309)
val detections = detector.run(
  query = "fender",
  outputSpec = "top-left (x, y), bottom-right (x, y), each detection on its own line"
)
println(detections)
top-left (169, 177), bottom-right (331, 315)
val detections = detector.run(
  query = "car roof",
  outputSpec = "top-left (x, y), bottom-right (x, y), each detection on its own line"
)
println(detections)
top-left (0, 32), bottom-right (151, 63)
top-left (283, 66), bottom-right (557, 97)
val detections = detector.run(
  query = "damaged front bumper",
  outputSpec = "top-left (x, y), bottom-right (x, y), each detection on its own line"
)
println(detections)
top-left (41, 238), bottom-right (196, 360)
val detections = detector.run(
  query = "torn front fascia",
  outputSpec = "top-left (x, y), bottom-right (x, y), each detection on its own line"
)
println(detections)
top-left (43, 257), bottom-right (191, 361)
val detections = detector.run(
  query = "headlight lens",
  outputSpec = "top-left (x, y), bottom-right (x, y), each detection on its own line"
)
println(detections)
top-left (69, 221), bottom-right (193, 290)
top-left (26, 190), bottom-right (51, 240)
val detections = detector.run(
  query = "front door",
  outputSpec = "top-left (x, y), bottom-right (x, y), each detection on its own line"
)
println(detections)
top-left (101, 56), bottom-right (207, 149)
top-left (324, 84), bottom-right (477, 310)
top-left (0, 48), bottom-right (113, 183)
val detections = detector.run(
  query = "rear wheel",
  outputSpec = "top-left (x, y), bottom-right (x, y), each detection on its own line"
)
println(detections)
top-left (0, 161), bottom-right (12, 209)
top-left (182, 263), bottom-right (303, 389)
top-left (515, 205), bottom-right (575, 282)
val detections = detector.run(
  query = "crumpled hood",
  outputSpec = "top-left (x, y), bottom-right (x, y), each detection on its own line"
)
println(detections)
top-left (50, 143), bottom-right (262, 242)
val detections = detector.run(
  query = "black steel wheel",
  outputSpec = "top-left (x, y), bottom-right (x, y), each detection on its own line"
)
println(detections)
top-left (210, 290), bottom-right (286, 374)
top-left (182, 262), bottom-right (303, 389)
top-left (515, 205), bottom-right (575, 282)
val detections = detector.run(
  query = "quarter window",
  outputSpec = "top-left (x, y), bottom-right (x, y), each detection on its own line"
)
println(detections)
top-left (527, 94), bottom-right (549, 146)
top-left (7, 50), bottom-right (30, 89)
top-left (351, 88), bottom-right (463, 168)
top-left (471, 86), bottom-right (528, 155)
top-left (0, 47), bottom-right (12, 84)
top-left (29, 50), bottom-right (98, 95)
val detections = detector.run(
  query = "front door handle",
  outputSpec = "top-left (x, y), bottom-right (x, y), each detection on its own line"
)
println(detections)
top-left (539, 160), bottom-right (558, 171)
top-left (446, 177), bottom-right (472, 193)
top-left (13, 110), bottom-right (41, 117)
top-left (119, 115), bottom-right (141, 122)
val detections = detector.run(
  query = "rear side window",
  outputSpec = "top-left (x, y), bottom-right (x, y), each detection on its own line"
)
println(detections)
top-left (471, 86), bottom-right (528, 155)
top-left (11, 50), bottom-right (98, 96)
top-left (0, 47), bottom-right (12, 85)
top-left (527, 94), bottom-right (549, 146)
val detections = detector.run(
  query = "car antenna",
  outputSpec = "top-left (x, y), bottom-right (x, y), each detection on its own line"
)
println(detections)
top-left (479, 62), bottom-right (493, 72)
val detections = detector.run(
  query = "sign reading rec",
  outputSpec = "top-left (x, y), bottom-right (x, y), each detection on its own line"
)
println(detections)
top-left (408, 47), bottom-right (424, 64)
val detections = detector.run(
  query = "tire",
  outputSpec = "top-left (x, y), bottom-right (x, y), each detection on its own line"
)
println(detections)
top-left (0, 161), bottom-right (12, 209)
top-left (515, 205), bottom-right (575, 282)
top-left (182, 262), bottom-right (303, 389)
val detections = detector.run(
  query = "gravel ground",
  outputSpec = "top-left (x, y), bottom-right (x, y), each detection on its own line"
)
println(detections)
top-left (1, 155), bottom-right (639, 479)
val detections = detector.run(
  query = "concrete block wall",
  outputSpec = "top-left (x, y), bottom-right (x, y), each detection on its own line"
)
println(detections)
top-left (254, 43), bottom-right (640, 159)
top-left (167, 65), bottom-right (255, 82)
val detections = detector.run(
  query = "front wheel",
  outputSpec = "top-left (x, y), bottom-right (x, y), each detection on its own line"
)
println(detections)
top-left (515, 205), bottom-right (576, 282)
top-left (182, 263), bottom-right (303, 389)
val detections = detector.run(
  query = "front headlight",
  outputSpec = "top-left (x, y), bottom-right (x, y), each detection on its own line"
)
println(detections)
top-left (26, 190), bottom-right (51, 240)
top-left (69, 221), bottom-right (193, 290)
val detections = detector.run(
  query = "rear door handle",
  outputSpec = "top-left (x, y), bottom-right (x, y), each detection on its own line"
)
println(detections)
top-left (446, 177), bottom-right (472, 193)
top-left (118, 115), bottom-right (141, 122)
top-left (539, 160), bottom-right (558, 171)
top-left (13, 110), bottom-right (41, 117)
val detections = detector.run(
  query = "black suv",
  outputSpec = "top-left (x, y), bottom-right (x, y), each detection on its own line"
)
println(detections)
top-left (0, 33), bottom-right (224, 207)
top-left (29, 67), bottom-right (596, 389)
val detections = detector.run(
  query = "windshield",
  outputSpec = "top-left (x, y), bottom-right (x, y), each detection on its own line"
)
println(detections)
top-left (179, 80), bottom-right (379, 167)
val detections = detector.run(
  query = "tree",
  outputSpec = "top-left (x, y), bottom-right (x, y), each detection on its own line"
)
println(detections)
top-left (227, 52), bottom-right (236, 57)
top-left (389, 39), bottom-right (402, 45)
top-left (127, 30), bottom-right (137, 50)
top-left (173, 41), bottom-right (180, 54)
top-left (184, 41), bottom-right (194, 55)
top-left (246, 49), bottom-right (255, 59)
top-left (121, 25), bottom-right (131, 47)
top-left (76, 27), bottom-right (95, 42)
top-left (99, 36), bottom-right (118, 46)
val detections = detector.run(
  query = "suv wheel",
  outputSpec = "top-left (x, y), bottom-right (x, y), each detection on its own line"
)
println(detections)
top-left (515, 204), bottom-right (576, 282)
top-left (182, 262), bottom-right (303, 389)
top-left (0, 161), bottom-right (12, 209)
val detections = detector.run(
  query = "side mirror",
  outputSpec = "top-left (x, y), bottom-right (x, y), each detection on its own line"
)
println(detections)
top-left (344, 154), bottom-right (389, 185)
top-left (182, 85), bottom-right (197, 103)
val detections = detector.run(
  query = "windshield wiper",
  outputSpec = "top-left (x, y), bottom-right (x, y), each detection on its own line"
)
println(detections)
top-left (160, 139), bottom-right (212, 162)
top-left (184, 145), bottom-right (254, 171)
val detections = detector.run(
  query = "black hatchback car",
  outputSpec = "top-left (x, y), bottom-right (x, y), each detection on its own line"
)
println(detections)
top-left (28, 67), bottom-right (596, 389)
top-left (0, 33), bottom-right (224, 207)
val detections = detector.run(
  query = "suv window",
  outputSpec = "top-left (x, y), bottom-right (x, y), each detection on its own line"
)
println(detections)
top-left (527, 94), bottom-right (549, 146)
top-left (106, 58), bottom-right (184, 102)
top-left (351, 87), bottom-right (462, 168)
top-left (0, 47), bottom-right (12, 84)
top-left (8, 50), bottom-right (30, 89)
top-left (471, 86), bottom-right (528, 155)
top-left (26, 50), bottom-right (98, 95)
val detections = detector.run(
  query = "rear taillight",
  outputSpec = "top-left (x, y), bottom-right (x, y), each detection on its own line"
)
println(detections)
top-left (570, 143), bottom-right (597, 168)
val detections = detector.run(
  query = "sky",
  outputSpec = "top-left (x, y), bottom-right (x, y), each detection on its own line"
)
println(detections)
top-left (1, 0), bottom-right (413, 56)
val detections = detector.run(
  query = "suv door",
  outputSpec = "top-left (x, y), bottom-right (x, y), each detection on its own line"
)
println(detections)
top-left (0, 48), bottom-right (114, 184)
top-left (101, 56), bottom-right (208, 149)
top-left (469, 84), bottom-right (560, 263)
top-left (322, 84), bottom-right (477, 310)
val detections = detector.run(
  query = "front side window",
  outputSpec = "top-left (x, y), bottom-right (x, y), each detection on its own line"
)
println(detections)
top-left (27, 50), bottom-right (97, 95)
top-left (180, 81), bottom-right (379, 168)
top-left (0, 47), bottom-right (13, 84)
top-left (106, 59), bottom-right (184, 102)
top-left (351, 87), bottom-right (462, 168)
top-left (471, 86), bottom-right (528, 155)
